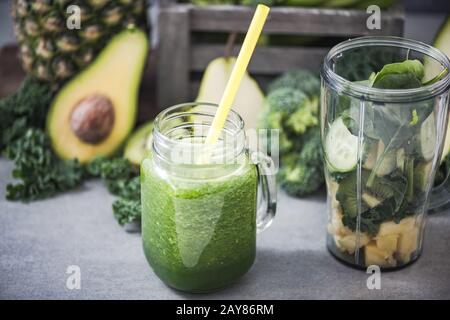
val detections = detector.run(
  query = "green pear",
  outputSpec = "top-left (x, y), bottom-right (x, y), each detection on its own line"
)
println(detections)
top-left (196, 57), bottom-right (265, 130)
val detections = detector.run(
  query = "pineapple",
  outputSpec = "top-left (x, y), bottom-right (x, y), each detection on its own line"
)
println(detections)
top-left (11, 0), bottom-right (148, 84)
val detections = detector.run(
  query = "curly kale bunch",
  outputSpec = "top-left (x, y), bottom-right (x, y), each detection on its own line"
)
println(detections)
top-left (5, 129), bottom-right (84, 201)
top-left (259, 70), bottom-right (324, 197)
top-left (85, 157), bottom-right (141, 227)
top-left (0, 77), bottom-right (54, 150)
top-left (0, 78), bottom-right (84, 201)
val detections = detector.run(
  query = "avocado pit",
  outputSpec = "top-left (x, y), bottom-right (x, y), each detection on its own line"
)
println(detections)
top-left (70, 94), bottom-right (115, 144)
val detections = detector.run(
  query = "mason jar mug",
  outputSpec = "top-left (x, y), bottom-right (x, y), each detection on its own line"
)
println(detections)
top-left (141, 103), bottom-right (276, 292)
top-left (320, 37), bottom-right (450, 269)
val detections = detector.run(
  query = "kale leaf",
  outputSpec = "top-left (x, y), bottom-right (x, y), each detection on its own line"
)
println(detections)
top-left (0, 77), bottom-right (54, 151)
top-left (85, 157), bottom-right (141, 226)
top-left (113, 198), bottom-right (141, 226)
top-left (5, 129), bottom-right (84, 201)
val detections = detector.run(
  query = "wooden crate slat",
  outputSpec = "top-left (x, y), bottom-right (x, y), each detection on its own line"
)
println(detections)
top-left (157, 4), bottom-right (405, 108)
top-left (189, 5), bottom-right (404, 36)
top-left (157, 6), bottom-right (191, 110)
top-left (191, 44), bottom-right (329, 74)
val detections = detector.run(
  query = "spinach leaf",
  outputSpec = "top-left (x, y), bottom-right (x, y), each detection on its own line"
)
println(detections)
top-left (372, 59), bottom-right (424, 89)
top-left (373, 72), bottom-right (423, 89)
top-left (340, 170), bottom-right (408, 236)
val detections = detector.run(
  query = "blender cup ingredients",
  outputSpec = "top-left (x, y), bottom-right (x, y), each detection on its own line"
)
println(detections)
top-left (326, 58), bottom-right (445, 268)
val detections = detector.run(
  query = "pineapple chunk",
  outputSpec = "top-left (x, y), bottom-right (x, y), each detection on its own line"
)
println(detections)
top-left (376, 234), bottom-right (398, 253)
top-left (375, 216), bottom-right (420, 264)
top-left (362, 192), bottom-right (382, 208)
top-left (365, 242), bottom-right (397, 267)
top-left (396, 226), bottom-right (419, 263)
top-left (334, 233), bottom-right (370, 254)
top-left (375, 140), bottom-right (396, 176)
top-left (327, 179), bottom-right (340, 209)
top-left (327, 179), bottom-right (339, 196)
top-left (363, 141), bottom-right (378, 170)
top-left (378, 216), bottom-right (416, 237)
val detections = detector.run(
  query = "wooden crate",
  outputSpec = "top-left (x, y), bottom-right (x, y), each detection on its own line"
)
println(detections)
top-left (157, 4), bottom-right (404, 110)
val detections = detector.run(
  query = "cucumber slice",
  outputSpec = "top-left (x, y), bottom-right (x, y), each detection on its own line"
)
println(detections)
top-left (325, 117), bottom-right (359, 172)
top-left (374, 140), bottom-right (396, 177)
top-left (418, 113), bottom-right (437, 161)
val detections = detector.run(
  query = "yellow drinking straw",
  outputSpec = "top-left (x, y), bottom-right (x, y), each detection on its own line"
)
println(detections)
top-left (203, 4), bottom-right (270, 156)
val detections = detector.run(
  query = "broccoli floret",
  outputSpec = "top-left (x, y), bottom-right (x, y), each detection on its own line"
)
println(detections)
top-left (264, 87), bottom-right (309, 114)
top-left (286, 101), bottom-right (319, 134)
top-left (279, 162), bottom-right (323, 197)
top-left (259, 88), bottom-right (318, 155)
top-left (260, 71), bottom-right (324, 197)
top-left (278, 126), bottom-right (324, 196)
top-left (268, 70), bottom-right (320, 98)
top-left (298, 127), bottom-right (322, 165)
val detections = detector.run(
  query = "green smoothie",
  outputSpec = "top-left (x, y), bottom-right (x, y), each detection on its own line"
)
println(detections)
top-left (141, 156), bottom-right (258, 292)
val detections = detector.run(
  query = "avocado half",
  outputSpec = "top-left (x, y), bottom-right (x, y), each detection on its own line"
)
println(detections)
top-left (47, 29), bottom-right (149, 163)
top-left (124, 120), bottom-right (153, 166)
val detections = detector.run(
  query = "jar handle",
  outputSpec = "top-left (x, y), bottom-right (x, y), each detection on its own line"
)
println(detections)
top-left (251, 151), bottom-right (277, 233)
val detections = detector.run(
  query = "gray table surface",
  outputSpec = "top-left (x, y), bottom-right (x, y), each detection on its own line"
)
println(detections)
top-left (1, 158), bottom-right (450, 299)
